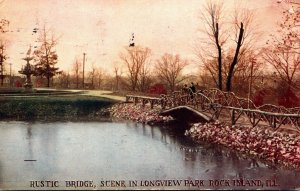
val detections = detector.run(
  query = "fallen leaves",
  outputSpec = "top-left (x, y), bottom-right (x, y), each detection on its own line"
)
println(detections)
top-left (185, 121), bottom-right (300, 169)
top-left (109, 103), bottom-right (172, 124)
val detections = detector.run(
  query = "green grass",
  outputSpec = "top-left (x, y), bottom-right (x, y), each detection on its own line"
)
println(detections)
top-left (0, 95), bottom-right (117, 120)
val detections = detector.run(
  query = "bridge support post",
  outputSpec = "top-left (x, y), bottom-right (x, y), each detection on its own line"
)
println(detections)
top-left (134, 97), bottom-right (138, 105)
top-left (231, 109), bottom-right (236, 125)
top-left (126, 96), bottom-right (129, 102)
top-left (142, 99), bottom-right (146, 107)
top-left (161, 100), bottom-right (166, 109)
top-left (150, 100), bottom-right (154, 109)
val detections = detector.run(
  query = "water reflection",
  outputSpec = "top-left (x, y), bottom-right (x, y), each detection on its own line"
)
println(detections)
top-left (126, 122), bottom-right (300, 189)
top-left (25, 125), bottom-right (33, 162)
top-left (0, 161), bottom-right (3, 188)
top-left (230, 152), bottom-right (243, 179)
top-left (0, 121), bottom-right (299, 190)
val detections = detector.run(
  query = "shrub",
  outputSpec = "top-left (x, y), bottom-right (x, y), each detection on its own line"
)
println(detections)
top-left (148, 83), bottom-right (167, 95)
top-left (278, 88), bottom-right (299, 108)
top-left (0, 96), bottom-right (115, 120)
top-left (253, 89), bottom-right (268, 107)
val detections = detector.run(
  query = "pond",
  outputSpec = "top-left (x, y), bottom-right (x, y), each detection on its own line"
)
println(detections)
top-left (0, 121), bottom-right (299, 190)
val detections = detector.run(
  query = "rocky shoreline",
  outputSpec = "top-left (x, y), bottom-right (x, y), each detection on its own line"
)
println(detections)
top-left (109, 103), bottom-right (300, 170)
top-left (187, 122), bottom-right (300, 170)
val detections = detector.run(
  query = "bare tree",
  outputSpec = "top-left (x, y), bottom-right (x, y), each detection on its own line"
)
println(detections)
top-left (138, 62), bottom-right (152, 92)
top-left (196, 0), bottom-right (257, 92)
top-left (229, 50), bottom-right (262, 96)
top-left (262, 2), bottom-right (300, 89)
top-left (262, 41), bottom-right (300, 88)
top-left (225, 22), bottom-right (244, 91)
top-left (155, 53), bottom-right (188, 92)
top-left (0, 16), bottom-right (9, 86)
top-left (96, 67), bottom-right (106, 89)
top-left (72, 58), bottom-right (81, 89)
top-left (276, 1), bottom-right (300, 53)
top-left (0, 41), bottom-right (8, 86)
top-left (113, 63), bottom-right (122, 91)
top-left (197, 0), bottom-right (226, 90)
top-left (226, 4), bottom-right (257, 92)
top-left (89, 62), bottom-right (97, 89)
top-left (119, 46), bottom-right (151, 91)
top-left (199, 48), bottom-right (262, 94)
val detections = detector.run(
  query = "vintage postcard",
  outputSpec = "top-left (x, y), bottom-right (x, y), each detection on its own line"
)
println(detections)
top-left (0, 0), bottom-right (300, 190)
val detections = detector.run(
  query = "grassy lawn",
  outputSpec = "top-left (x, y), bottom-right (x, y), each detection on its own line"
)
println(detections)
top-left (0, 95), bottom-right (118, 121)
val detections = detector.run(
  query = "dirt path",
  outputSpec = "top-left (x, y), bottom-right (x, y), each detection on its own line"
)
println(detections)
top-left (81, 90), bottom-right (126, 102)
top-left (5, 88), bottom-right (127, 102)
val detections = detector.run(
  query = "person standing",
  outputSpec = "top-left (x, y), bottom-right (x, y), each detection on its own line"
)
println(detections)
top-left (189, 82), bottom-right (196, 99)
top-left (190, 82), bottom-right (196, 93)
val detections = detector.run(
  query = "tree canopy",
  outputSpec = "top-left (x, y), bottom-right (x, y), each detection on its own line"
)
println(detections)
top-left (33, 26), bottom-right (61, 87)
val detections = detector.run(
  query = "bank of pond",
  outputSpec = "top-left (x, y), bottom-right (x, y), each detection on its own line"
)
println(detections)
top-left (0, 96), bottom-right (116, 121)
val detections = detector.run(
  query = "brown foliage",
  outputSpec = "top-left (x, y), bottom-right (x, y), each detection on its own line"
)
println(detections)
top-left (155, 53), bottom-right (188, 92)
top-left (262, 3), bottom-right (300, 88)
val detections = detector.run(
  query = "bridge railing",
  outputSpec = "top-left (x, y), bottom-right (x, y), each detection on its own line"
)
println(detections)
top-left (212, 105), bottom-right (300, 130)
top-left (126, 95), bottom-right (162, 109)
top-left (193, 90), bottom-right (300, 130)
top-left (125, 89), bottom-right (300, 131)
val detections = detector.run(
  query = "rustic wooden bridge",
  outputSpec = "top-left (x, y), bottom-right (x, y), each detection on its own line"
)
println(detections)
top-left (126, 88), bottom-right (300, 131)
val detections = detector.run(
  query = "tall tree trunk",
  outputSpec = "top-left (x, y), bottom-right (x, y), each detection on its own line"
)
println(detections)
top-left (91, 77), bottom-right (94, 89)
top-left (47, 76), bottom-right (50, 87)
top-left (98, 76), bottom-right (101, 89)
top-left (215, 23), bottom-right (223, 91)
top-left (76, 75), bottom-right (79, 89)
top-left (115, 76), bottom-right (119, 91)
top-left (226, 22), bottom-right (244, 92)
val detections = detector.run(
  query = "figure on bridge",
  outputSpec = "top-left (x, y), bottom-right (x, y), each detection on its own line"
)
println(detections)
top-left (189, 82), bottom-right (196, 99)
top-left (182, 84), bottom-right (189, 94)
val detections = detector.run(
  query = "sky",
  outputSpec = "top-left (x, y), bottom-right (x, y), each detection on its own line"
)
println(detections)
top-left (0, 0), bottom-right (287, 75)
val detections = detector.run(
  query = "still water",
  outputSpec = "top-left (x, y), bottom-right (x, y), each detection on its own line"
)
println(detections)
top-left (0, 121), bottom-right (299, 190)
